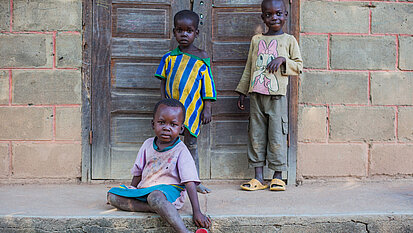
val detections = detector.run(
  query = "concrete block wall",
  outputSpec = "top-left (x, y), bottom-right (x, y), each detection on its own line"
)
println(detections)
top-left (298, 0), bottom-right (413, 180)
top-left (0, 0), bottom-right (82, 183)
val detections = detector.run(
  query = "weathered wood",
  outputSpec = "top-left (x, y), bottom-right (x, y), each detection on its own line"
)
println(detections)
top-left (211, 120), bottom-right (248, 147)
top-left (113, 6), bottom-right (171, 38)
top-left (111, 116), bottom-right (154, 144)
top-left (287, 0), bottom-right (300, 186)
top-left (213, 9), bottom-right (264, 41)
top-left (112, 62), bottom-right (160, 89)
top-left (111, 92), bottom-right (160, 112)
top-left (112, 38), bottom-right (171, 58)
top-left (212, 65), bottom-right (245, 91)
top-left (91, 0), bottom-right (113, 179)
top-left (81, 0), bottom-right (93, 182)
top-left (212, 42), bottom-right (250, 62)
top-left (213, 96), bottom-right (250, 116)
top-left (213, 0), bottom-right (261, 8)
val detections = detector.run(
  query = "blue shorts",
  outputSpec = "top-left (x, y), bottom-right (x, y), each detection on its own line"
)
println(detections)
top-left (108, 184), bottom-right (185, 203)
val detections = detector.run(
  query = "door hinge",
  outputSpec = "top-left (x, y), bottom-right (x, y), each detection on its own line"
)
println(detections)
top-left (89, 130), bottom-right (93, 145)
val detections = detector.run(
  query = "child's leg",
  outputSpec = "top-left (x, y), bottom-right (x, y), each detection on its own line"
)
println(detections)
top-left (243, 93), bottom-right (267, 186)
top-left (107, 192), bottom-right (152, 212)
top-left (108, 191), bottom-right (191, 233)
top-left (147, 190), bottom-right (191, 233)
top-left (184, 128), bottom-right (211, 194)
top-left (267, 95), bottom-right (288, 181)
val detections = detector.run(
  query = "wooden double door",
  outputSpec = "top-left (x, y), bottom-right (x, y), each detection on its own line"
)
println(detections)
top-left (91, 0), bottom-right (296, 182)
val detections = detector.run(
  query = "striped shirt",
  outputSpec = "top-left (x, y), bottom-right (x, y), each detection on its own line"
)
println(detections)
top-left (155, 47), bottom-right (217, 137)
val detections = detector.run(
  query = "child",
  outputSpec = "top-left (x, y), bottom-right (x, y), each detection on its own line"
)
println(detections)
top-left (155, 10), bottom-right (217, 194)
top-left (235, 0), bottom-right (303, 191)
top-left (107, 99), bottom-right (211, 233)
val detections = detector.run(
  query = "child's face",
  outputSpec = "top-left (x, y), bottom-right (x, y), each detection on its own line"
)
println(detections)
top-left (261, 0), bottom-right (288, 33)
top-left (152, 104), bottom-right (184, 145)
top-left (173, 18), bottom-right (199, 48)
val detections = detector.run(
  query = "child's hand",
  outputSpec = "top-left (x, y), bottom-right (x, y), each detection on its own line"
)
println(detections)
top-left (237, 94), bottom-right (246, 110)
top-left (201, 100), bottom-right (212, 124)
top-left (266, 57), bottom-right (286, 73)
top-left (201, 107), bottom-right (212, 124)
top-left (193, 211), bottom-right (212, 228)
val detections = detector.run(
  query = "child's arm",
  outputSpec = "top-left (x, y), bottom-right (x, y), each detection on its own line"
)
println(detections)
top-left (160, 79), bottom-right (166, 99)
top-left (185, 181), bottom-right (212, 228)
top-left (201, 100), bottom-right (212, 124)
top-left (130, 176), bottom-right (142, 188)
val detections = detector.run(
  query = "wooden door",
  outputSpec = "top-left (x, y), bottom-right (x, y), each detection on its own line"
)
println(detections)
top-left (91, 0), bottom-right (296, 181)
top-left (92, 0), bottom-right (189, 179)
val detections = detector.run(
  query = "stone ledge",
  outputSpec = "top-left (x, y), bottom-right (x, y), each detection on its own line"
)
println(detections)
top-left (1, 214), bottom-right (412, 233)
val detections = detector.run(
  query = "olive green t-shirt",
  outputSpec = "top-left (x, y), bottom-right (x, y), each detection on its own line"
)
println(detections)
top-left (235, 33), bottom-right (303, 96)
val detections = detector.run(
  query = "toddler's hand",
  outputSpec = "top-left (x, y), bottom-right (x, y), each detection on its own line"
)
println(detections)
top-left (266, 57), bottom-right (286, 73)
top-left (193, 211), bottom-right (211, 229)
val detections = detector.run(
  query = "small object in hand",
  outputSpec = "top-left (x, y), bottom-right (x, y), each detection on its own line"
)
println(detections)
top-left (196, 228), bottom-right (208, 233)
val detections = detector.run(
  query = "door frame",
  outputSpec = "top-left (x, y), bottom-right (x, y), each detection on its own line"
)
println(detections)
top-left (81, 0), bottom-right (301, 184)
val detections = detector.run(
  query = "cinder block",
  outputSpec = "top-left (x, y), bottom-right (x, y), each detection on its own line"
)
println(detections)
top-left (56, 33), bottom-right (82, 68)
top-left (371, 72), bottom-right (413, 105)
top-left (301, 1), bottom-right (369, 33)
top-left (12, 70), bottom-right (81, 105)
top-left (297, 143), bottom-right (368, 177)
top-left (399, 36), bottom-right (413, 70)
top-left (0, 34), bottom-right (53, 68)
top-left (371, 144), bottom-right (413, 175)
top-left (299, 71), bottom-right (368, 104)
top-left (0, 71), bottom-right (8, 104)
top-left (56, 107), bottom-right (81, 140)
top-left (300, 35), bottom-right (328, 69)
top-left (398, 107), bottom-right (413, 142)
top-left (0, 107), bottom-right (53, 140)
top-left (330, 106), bottom-right (395, 142)
top-left (372, 3), bottom-right (413, 34)
top-left (12, 143), bottom-right (81, 178)
top-left (0, 1), bottom-right (10, 31)
top-left (298, 106), bottom-right (327, 142)
top-left (13, 0), bottom-right (81, 31)
top-left (0, 143), bottom-right (9, 178)
top-left (330, 35), bottom-right (396, 70)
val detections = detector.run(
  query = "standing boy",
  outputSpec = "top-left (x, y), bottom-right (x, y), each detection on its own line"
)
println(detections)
top-left (155, 10), bottom-right (217, 194)
top-left (236, 0), bottom-right (303, 191)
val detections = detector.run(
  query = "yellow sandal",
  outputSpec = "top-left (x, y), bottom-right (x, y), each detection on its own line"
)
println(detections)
top-left (270, 178), bottom-right (286, 191)
top-left (240, 179), bottom-right (268, 191)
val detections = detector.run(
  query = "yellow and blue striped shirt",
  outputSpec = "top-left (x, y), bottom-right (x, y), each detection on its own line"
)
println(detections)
top-left (155, 47), bottom-right (217, 137)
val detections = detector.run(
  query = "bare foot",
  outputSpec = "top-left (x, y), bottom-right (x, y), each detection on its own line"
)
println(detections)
top-left (196, 184), bottom-right (211, 194)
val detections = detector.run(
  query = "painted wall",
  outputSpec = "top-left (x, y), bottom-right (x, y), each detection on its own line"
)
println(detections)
top-left (0, 0), bottom-right (82, 183)
top-left (297, 0), bottom-right (413, 180)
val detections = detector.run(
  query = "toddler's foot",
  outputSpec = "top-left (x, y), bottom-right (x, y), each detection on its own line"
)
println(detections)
top-left (197, 184), bottom-right (211, 194)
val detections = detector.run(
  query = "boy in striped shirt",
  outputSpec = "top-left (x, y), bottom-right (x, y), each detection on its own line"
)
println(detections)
top-left (155, 10), bottom-right (217, 194)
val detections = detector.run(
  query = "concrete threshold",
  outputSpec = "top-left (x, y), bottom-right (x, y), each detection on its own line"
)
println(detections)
top-left (1, 180), bottom-right (413, 232)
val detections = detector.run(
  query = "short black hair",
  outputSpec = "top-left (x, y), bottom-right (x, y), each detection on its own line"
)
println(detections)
top-left (153, 98), bottom-right (186, 123)
top-left (261, 0), bottom-right (286, 12)
top-left (174, 10), bottom-right (199, 29)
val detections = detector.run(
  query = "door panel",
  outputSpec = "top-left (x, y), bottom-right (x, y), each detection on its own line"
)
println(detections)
top-left (92, 0), bottom-right (189, 179)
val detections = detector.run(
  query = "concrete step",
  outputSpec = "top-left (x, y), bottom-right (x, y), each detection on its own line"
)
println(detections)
top-left (1, 180), bottom-right (413, 232)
